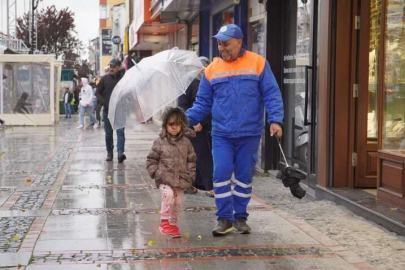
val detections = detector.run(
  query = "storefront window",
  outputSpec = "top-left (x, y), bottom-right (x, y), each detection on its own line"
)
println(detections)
top-left (383, 0), bottom-right (405, 149)
top-left (368, 0), bottom-right (381, 140)
top-left (282, 0), bottom-right (312, 171)
top-left (251, 21), bottom-right (266, 57)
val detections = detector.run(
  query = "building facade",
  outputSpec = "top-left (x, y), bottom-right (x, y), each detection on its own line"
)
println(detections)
top-left (99, 0), bottom-right (127, 76)
top-left (264, 0), bottom-right (405, 219)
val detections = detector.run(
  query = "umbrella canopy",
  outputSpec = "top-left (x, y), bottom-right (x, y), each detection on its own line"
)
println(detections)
top-left (108, 49), bottom-right (204, 130)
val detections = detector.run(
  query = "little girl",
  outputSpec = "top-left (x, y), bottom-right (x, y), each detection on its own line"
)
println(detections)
top-left (146, 107), bottom-right (196, 238)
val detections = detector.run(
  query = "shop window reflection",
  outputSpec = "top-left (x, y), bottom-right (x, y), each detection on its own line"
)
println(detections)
top-left (368, 0), bottom-right (381, 140)
top-left (282, 0), bottom-right (312, 171)
top-left (383, 0), bottom-right (405, 150)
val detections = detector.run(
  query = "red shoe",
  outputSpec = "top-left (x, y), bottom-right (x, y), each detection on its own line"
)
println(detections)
top-left (169, 225), bottom-right (181, 238)
top-left (159, 220), bottom-right (171, 235)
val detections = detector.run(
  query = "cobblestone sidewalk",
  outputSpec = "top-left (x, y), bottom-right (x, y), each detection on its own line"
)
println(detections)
top-left (253, 173), bottom-right (405, 270)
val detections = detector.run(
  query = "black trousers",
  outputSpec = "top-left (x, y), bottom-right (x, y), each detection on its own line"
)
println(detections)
top-left (189, 129), bottom-right (214, 191)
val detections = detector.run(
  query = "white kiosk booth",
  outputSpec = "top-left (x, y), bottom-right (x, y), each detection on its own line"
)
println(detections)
top-left (0, 55), bottom-right (62, 126)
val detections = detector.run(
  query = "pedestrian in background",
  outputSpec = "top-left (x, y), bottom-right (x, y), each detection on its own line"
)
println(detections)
top-left (186, 24), bottom-right (284, 236)
top-left (63, 87), bottom-right (73, 118)
top-left (146, 107), bottom-right (196, 238)
top-left (97, 59), bottom-right (126, 163)
top-left (90, 82), bottom-right (101, 126)
top-left (178, 56), bottom-right (214, 197)
top-left (73, 81), bottom-right (80, 114)
top-left (13, 92), bottom-right (31, 114)
top-left (77, 78), bottom-right (98, 129)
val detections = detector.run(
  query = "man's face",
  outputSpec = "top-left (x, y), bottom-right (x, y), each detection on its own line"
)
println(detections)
top-left (217, 38), bottom-right (243, 61)
top-left (109, 65), bottom-right (120, 75)
top-left (78, 81), bottom-right (83, 87)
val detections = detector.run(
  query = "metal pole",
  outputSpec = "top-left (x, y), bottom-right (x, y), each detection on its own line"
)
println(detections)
top-left (29, 0), bottom-right (32, 49)
top-left (30, 0), bottom-right (35, 54)
top-left (14, 0), bottom-right (17, 37)
top-left (0, 63), bottom-right (3, 114)
top-left (6, 0), bottom-right (10, 36)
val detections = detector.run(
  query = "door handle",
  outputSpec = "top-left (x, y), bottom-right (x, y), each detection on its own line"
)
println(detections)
top-left (304, 65), bottom-right (313, 126)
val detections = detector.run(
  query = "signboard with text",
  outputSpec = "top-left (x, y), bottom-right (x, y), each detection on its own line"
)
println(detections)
top-left (101, 29), bottom-right (112, 55)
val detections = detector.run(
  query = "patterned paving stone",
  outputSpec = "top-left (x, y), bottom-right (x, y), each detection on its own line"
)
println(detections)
top-left (0, 217), bottom-right (35, 253)
top-left (30, 246), bottom-right (328, 264)
top-left (10, 191), bottom-right (49, 210)
top-left (50, 206), bottom-right (229, 216)
top-left (31, 147), bottom-right (72, 187)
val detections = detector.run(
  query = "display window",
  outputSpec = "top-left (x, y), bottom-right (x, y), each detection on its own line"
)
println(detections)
top-left (368, 0), bottom-right (381, 140)
top-left (382, 0), bottom-right (405, 150)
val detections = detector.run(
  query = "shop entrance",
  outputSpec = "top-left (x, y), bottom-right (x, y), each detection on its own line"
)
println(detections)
top-left (353, 0), bottom-right (381, 188)
top-left (281, 0), bottom-right (319, 188)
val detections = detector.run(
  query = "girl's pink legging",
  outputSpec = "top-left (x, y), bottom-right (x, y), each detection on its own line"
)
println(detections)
top-left (159, 184), bottom-right (184, 225)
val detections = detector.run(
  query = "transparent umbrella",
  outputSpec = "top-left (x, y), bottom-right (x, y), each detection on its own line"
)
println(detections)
top-left (108, 49), bottom-right (204, 130)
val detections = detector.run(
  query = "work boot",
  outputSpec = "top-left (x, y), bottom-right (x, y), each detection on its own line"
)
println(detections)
top-left (234, 217), bottom-right (251, 234)
top-left (106, 153), bottom-right (113, 162)
top-left (212, 217), bottom-right (234, 236)
top-left (118, 154), bottom-right (126, 163)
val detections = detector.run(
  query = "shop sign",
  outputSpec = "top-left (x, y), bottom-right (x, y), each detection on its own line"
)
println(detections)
top-left (101, 29), bottom-right (112, 55)
top-left (112, 36), bottom-right (121, 45)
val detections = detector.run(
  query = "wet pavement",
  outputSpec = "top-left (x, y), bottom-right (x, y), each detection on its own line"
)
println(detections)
top-left (0, 117), bottom-right (400, 269)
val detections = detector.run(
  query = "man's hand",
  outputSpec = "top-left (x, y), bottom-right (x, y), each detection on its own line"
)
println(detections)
top-left (193, 123), bottom-right (203, 132)
top-left (270, 123), bottom-right (282, 138)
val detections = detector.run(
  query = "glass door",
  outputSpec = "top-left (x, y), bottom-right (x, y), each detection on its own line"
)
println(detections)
top-left (281, 0), bottom-right (318, 188)
top-left (355, 0), bottom-right (381, 187)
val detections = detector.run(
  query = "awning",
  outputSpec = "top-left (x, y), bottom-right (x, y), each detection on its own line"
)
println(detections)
top-left (151, 0), bottom-right (202, 21)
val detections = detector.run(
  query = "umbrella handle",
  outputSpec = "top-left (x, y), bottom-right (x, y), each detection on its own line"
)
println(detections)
top-left (277, 137), bottom-right (290, 167)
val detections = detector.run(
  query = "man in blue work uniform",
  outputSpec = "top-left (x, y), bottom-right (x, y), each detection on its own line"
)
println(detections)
top-left (186, 24), bottom-right (284, 236)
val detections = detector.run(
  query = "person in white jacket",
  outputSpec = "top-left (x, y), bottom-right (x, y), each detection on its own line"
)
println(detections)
top-left (77, 78), bottom-right (98, 129)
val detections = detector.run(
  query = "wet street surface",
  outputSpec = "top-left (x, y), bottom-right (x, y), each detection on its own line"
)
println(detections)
top-left (0, 117), bottom-right (404, 269)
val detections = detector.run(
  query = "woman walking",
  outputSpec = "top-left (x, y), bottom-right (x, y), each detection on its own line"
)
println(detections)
top-left (178, 56), bottom-right (214, 197)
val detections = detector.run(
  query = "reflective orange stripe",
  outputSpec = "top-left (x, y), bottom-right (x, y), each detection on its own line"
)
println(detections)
top-left (205, 51), bottom-right (266, 81)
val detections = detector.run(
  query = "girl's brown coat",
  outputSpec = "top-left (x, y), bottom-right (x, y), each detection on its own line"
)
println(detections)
top-left (146, 128), bottom-right (196, 189)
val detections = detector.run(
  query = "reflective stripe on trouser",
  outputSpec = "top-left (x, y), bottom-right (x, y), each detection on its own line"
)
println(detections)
top-left (212, 135), bottom-right (261, 222)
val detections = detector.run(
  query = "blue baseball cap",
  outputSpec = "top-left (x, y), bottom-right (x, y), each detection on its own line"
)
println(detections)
top-left (213, 24), bottom-right (244, 41)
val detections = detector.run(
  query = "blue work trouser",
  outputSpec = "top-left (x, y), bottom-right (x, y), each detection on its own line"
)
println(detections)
top-left (212, 135), bottom-right (261, 222)
top-left (103, 111), bottom-right (125, 156)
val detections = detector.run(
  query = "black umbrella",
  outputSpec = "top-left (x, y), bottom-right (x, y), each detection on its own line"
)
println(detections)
top-left (276, 138), bottom-right (307, 199)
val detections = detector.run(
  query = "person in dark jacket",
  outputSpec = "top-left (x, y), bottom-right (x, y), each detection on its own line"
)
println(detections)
top-left (13, 92), bottom-right (31, 114)
top-left (63, 87), bottom-right (73, 118)
top-left (178, 56), bottom-right (214, 197)
top-left (96, 58), bottom-right (126, 163)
